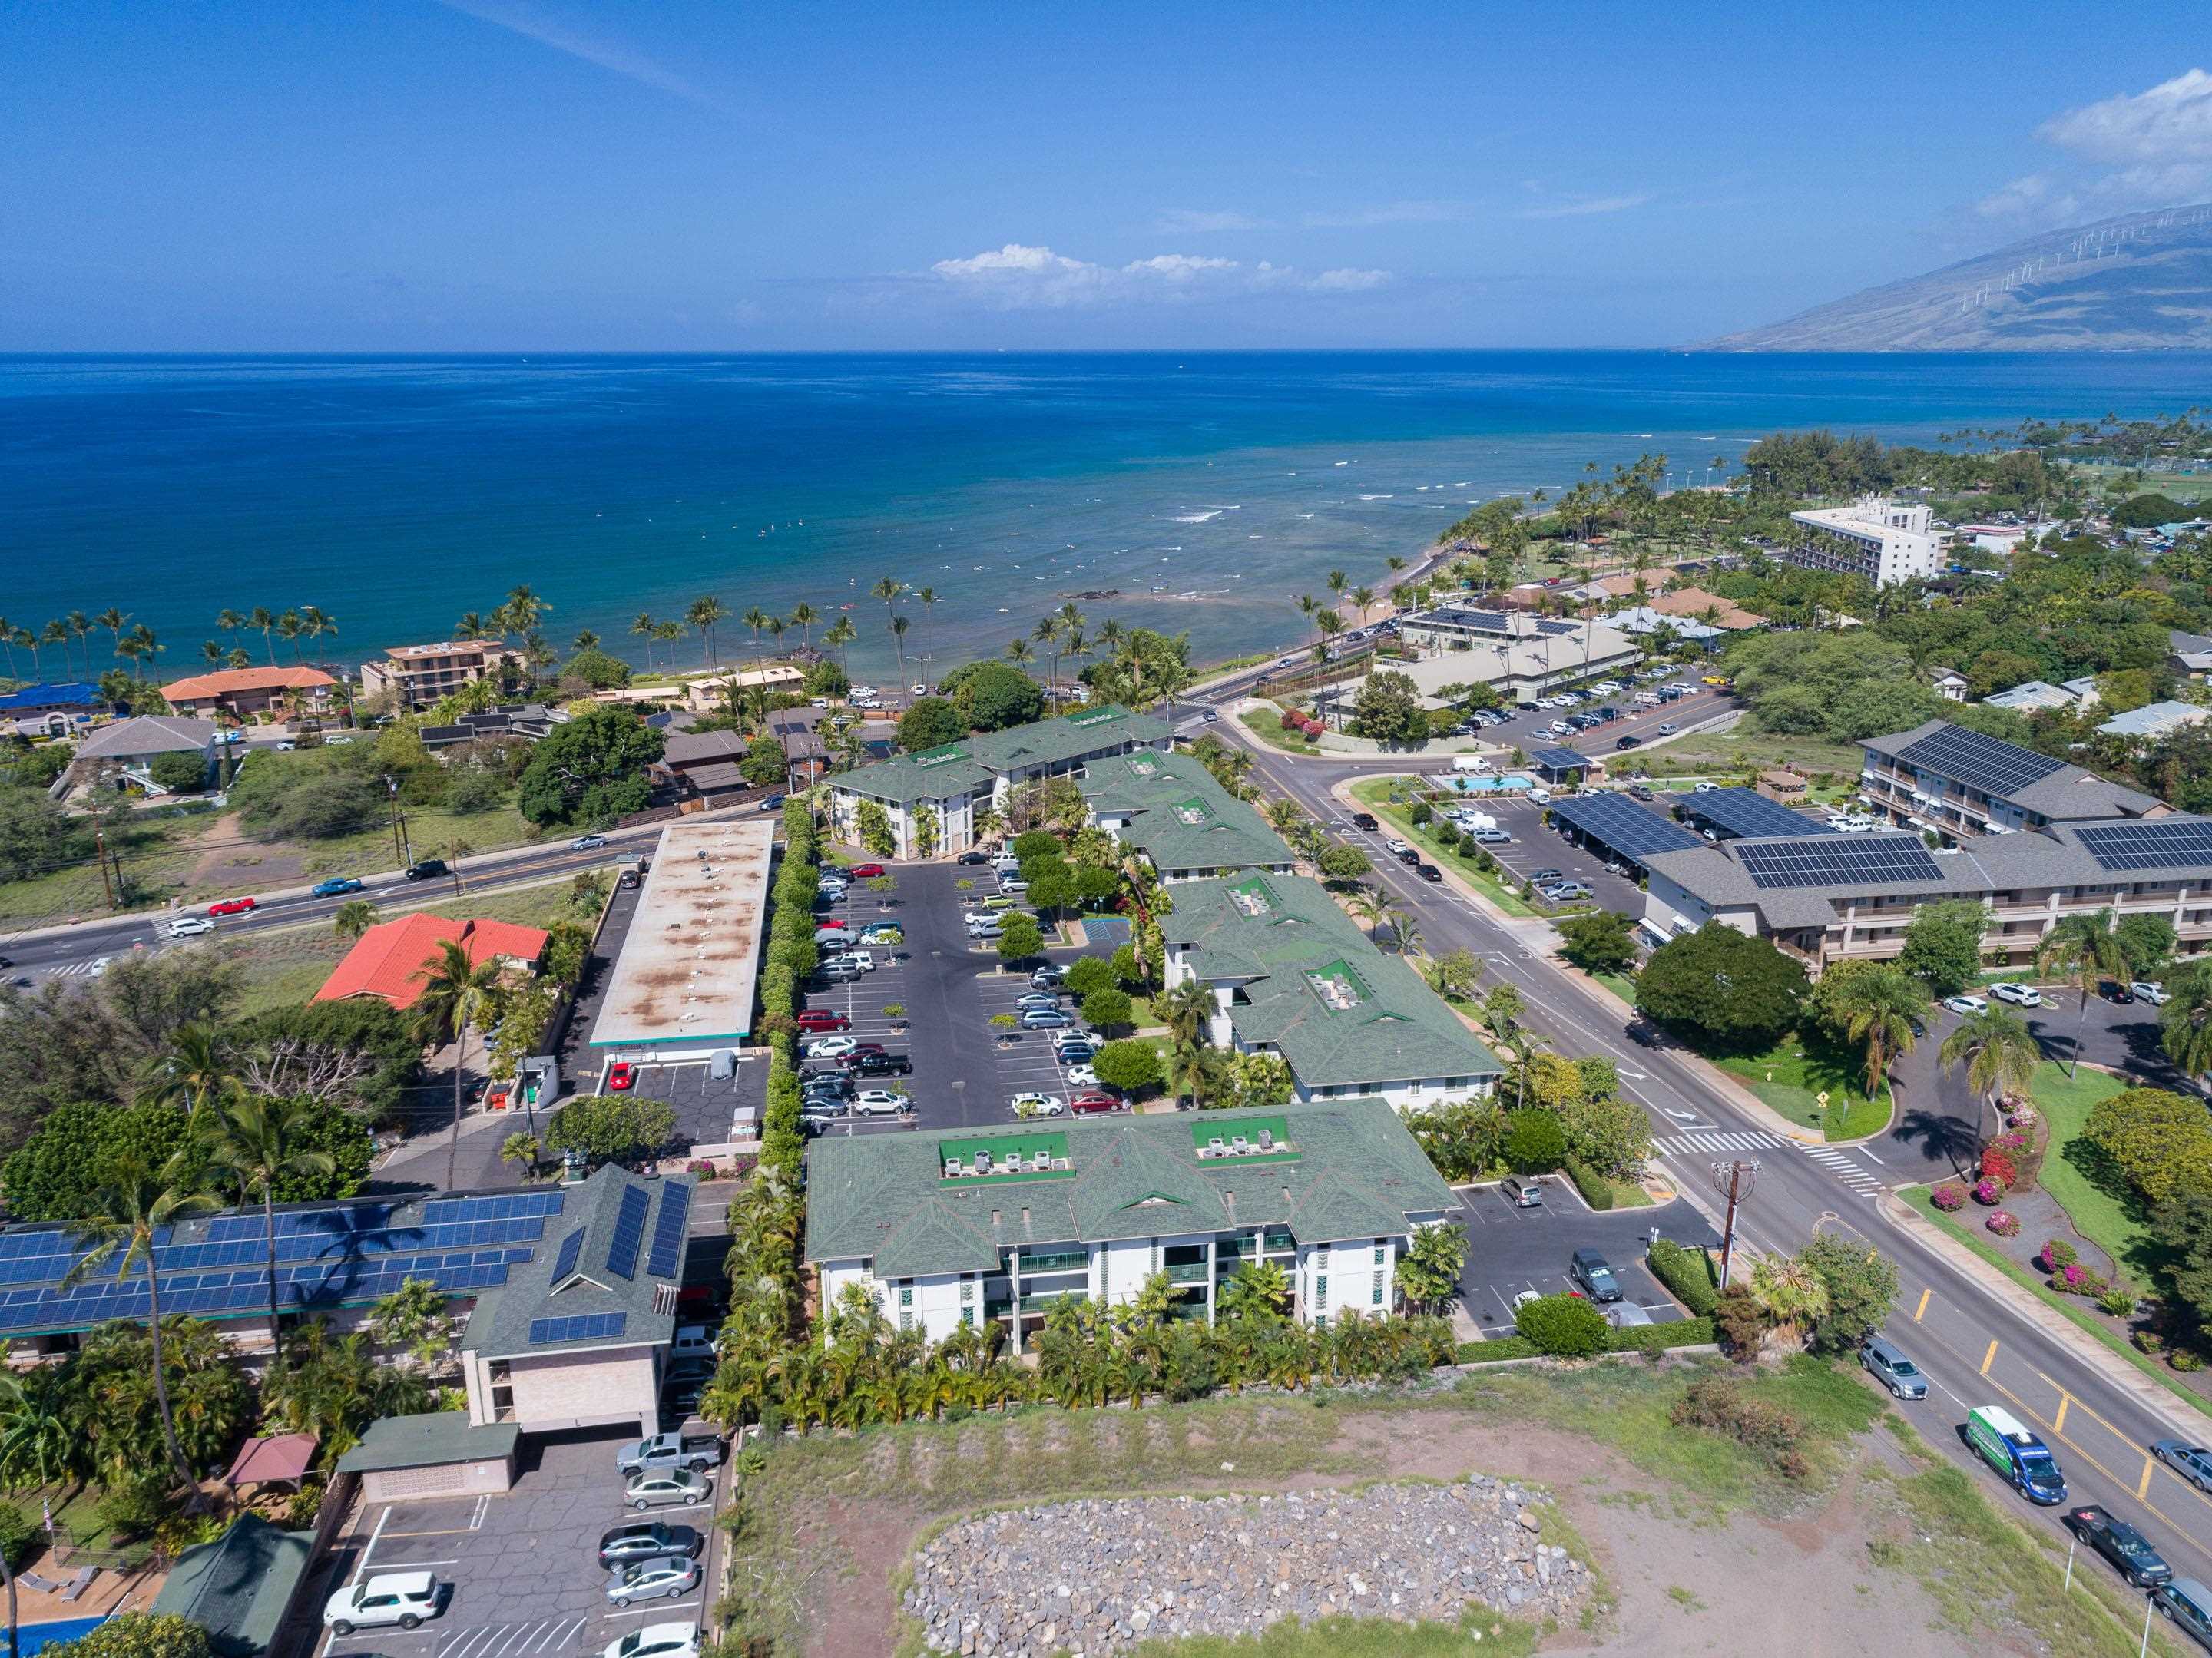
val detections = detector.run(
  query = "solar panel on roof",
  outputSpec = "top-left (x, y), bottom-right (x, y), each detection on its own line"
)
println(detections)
top-left (2075, 819), bottom-right (2212, 872)
top-left (647, 1184), bottom-right (691, 1280)
top-left (1528, 746), bottom-right (1589, 770)
top-left (1735, 834), bottom-right (1943, 891)
top-left (526, 1310), bottom-right (628, 1347)
top-left (1684, 788), bottom-right (1840, 841)
top-left (1896, 725), bottom-right (2065, 798)
top-left (605, 1185), bottom-right (651, 1281)
top-left (1548, 795), bottom-right (1702, 862)
top-left (1535, 619), bottom-right (1578, 637)
top-left (550, 1228), bottom-right (585, 1283)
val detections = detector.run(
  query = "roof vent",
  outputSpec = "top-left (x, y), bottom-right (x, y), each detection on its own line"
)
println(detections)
top-left (991, 1210), bottom-right (1002, 1226)
top-left (1020, 1206), bottom-right (1031, 1227)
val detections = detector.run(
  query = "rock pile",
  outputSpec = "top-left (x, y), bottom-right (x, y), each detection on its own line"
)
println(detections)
top-left (905, 1474), bottom-right (1591, 1655)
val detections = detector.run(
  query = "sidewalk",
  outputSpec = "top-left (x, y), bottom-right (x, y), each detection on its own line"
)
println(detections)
top-left (1879, 1190), bottom-right (2211, 1435)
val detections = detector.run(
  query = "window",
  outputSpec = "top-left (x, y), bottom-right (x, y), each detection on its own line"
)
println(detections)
top-left (1373, 1272), bottom-right (1384, 1305)
top-left (1315, 1247), bottom-right (1330, 1270)
top-left (960, 1306), bottom-right (974, 1328)
top-left (1373, 1244), bottom-right (1386, 1266)
top-left (899, 1309), bottom-right (912, 1332)
top-left (961, 1281), bottom-right (975, 1302)
top-left (1316, 1275), bottom-right (1329, 1302)
top-left (899, 1286), bottom-right (913, 1308)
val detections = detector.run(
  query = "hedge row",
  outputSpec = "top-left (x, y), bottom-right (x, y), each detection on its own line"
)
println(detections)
top-left (1562, 1154), bottom-right (1614, 1211)
top-left (1455, 1316), bottom-right (1716, 1367)
top-left (757, 800), bottom-right (821, 1183)
top-left (1646, 1238), bottom-right (1721, 1316)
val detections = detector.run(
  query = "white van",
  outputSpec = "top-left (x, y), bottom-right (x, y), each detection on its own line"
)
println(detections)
top-left (1451, 809), bottom-right (1497, 832)
top-left (1633, 690), bottom-right (1662, 706)
top-left (1528, 786), bottom-right (1553, 805)
top-left (1451, 755), bottom-right (1492, 775)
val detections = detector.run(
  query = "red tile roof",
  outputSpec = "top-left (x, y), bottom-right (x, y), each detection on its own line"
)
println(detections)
top-left (163, 665), bottom-right (337, 700)
top-left (313, 912), bottom-right (550, 1010)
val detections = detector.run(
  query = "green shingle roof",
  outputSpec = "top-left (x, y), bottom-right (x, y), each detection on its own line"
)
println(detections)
top-left (152, 1514), bottom-right (316, 1658)
top-left (805, 1099), bottom-right (1459, 1276)
top-left (834, 704), bottom-right (1172, 806)
top-left (1079, 749), bottom-right (1294, 875)
top-left (336, 1410), bottom-right (521, 1474)
top-left (1161, 874), bottom-right (1503, 1089)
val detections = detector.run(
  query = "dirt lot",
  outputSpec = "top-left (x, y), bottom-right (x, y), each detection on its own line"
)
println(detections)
top-left (720, 1360), bottom-right (2163, 1658)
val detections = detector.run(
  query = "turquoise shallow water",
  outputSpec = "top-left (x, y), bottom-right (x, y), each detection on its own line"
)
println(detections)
top-left (3, 351), bottom-right (2207, 680)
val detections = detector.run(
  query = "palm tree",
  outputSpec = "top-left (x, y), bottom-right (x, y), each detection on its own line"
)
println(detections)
top-left (276, 609), bottom-right (304, 664)
top-left (888, 614), bottom-right (912, 691)
top-left (198, 638), bottom-right (223, 667)
top-left (200, 1093), bottom-right (336, 1368)
top-left (655, 620), bottom-right (682, 663)
top-left (214, 607), bottom-right (244, 659)
top-left (41, 621), bottom-right (69, 676)
top-left (6, 629), bottom-right (30, 680)
top-left (1163, 978), bottom-right (1216, 1048)
top-left (1748, 1256), bottom-right (1830, 1348)
top-left (455, 611), bottom-right (489, 643)
top-left (913, 589), bottom-right (940, 690)
top-left (1168, 1040), bottom-right (1224, 1109)
top-left (788, 601), bottom-right (820, 652)
top-left (0, 617), bottom-right (15, 681)
top-left (0, 1361), bottom-right (81, 1495)
top-left (502, 586), bottom-right (549, 637)
top-left (1939, 1007), bottom-right (2041, 1151)
top-left (410, 938), bottom-right (506, 1188)
top-left (1326, 570), bottom-right (1348, 617)
top-left (2162, 964), bottom-right (2212, 1090)
top-left (686, 596), bottom-right (729, 668)
top-left (1395, 1223), bottom-right (1469, 1315)
top-left (572, 630), bottom-right (600, 653)
top-left (1296, 594), bottom-right (1319, 657)
top-left (1830, 967), bottom-right (1926, 1100)
top-left (823, 614), bottom-right (859, 684)
top-left (64, 1158), bottom-right (218, 1497)
top-left (630, 612), bottom-right (658, 671)
top-left (869, 577), bottom-right (904, 682)
top-left (301, 606), bottom-right (339, 659)
top-left (333, 898), bottom-right (379, 942)
top-left (1004, 637), bottom-right (1035, 670)
top-left (1351, 585), bottom-right (1376, 627)
top-left (142, 1024), bottom-right (237, 1127)
top-left (94, 607), bottom-right (130, 672)
top-left (1033, 616), bottom-right (1063, 695)
top-left (2038, 909), bottom-right (2128, 1076)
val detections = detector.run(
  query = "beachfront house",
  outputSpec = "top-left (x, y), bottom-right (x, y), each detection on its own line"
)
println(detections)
top-left (161, 664), bottom-right (337, 723)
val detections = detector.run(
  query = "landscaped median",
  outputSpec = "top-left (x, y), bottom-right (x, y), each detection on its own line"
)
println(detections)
top-left (1346, 777), bottom-right (1535, 917)
top-left (1712, 1033), bottom-right (1893, 1143)
top-left (1237, 703), bottom-right (1322, 755)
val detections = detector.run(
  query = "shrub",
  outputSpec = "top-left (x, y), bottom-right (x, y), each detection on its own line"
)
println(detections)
top-left (2038, 1239), bottom-right (2078, 1272)
top-left (1713, 1284), bottom-right (1770, 1360)
top-left (2055, 1261), bottom-right (2109, 1297)
top-left (1457, 1336), bottom-right (1540, 1364)
top-left (1502, 1110), bottom-right (1566, 1173)
top-left (1562, 1154), bottom-right (1614, 1211)
top-left (1971, 1176), bottom-right (2006, 1205)
top-left (2137, 1329), bottom-right (2167, 1355)
top-left (0, 1504), bottom-right (34, 1570)
top-left (1646, 1238), bottom-right (1721, 1316)
top-left (2173, 1347), bottom-right (2207, 1374)
top-left (1512, 1292), bottom-right (1610, 1359)
top-left (1979, 1148), bottom-right (2018, 1186)
top-left (1931, 1184), bottom-right (1966, 1212)
top-left (2098, 1286), bottom-right (2137, 1317)
top-left (1985, 1210), bottom-right (2021, 1238)
top-left (1669, 1375), bottom-right (1810, 1478)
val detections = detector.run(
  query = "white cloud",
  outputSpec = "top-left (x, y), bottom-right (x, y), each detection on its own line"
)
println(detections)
top-left (1303, 200), bottom-right (1461, 228)
top-left (925, 243), bottom-right (1389, 309)
top-left (1152, 209), bottom-right (1269, 233)
top-left (1976, 68), bottom-right (2212, 230)
top-left (1518, 193), bottom-right (1651, 220)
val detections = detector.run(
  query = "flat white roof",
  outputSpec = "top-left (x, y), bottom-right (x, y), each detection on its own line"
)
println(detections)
top-left (588, 817), bottom-right (776, 1051)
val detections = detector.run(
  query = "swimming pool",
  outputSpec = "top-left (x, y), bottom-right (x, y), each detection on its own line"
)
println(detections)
top-left (18, 1615), bottom-right (108, 1655)
top-left (1423, 773), bottom-right (1535, 795)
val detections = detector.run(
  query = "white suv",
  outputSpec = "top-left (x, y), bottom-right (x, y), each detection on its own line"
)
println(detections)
top-left (1990, 982), bottom-right (2044, 1008)
top-left (324, 1572), bottom-right (446, 1635)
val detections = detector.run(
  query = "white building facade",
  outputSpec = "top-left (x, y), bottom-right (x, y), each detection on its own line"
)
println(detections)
top-left (1786, 498), bottom-right (1944, 587)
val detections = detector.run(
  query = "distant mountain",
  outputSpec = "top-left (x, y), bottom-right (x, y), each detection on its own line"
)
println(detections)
top-left (1700, 204), bottom-right (2212, 351)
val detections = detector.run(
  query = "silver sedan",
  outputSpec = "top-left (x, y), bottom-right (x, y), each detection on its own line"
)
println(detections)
top-left (604, 1555), bottom-right (700, 1607)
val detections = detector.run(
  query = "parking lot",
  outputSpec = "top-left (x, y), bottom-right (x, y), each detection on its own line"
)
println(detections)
top-left (592, 1054), bottom-right (768, 1155)
top-left (1477, 676), bottom-right (1734, 751)
top-left (317, 1428), bottom-right (721, 1658)
top-left (1452, 1181), bottom-right (1720, 1339)
top-left (1439, 795), bottom-right (1647, 915)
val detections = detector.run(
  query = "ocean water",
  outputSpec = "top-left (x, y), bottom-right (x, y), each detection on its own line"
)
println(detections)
top-left (3, 351), bottom-right (2208, 681)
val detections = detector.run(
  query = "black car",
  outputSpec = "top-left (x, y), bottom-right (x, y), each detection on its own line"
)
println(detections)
top-left (2104, 981), bottom-right (2137, 1004)
top-left (849, 1052), bottom-right (913, 1077)
top-left (1350, 812), bottom-right (1379, 831)
top-left (2062, 1504), bottom-right (2172, 1587)
top-left (403, 858), bottom-right (448, 881)
top-left (1614, 736), bottom-right (1642, 750)
top-left (598, 1521), bottom-right (704, 1570)
top-left (1414, 862), bottom-right (1442, 882)
top-left (956, 851), bottom-right (992, 865)
top-left (1395, 846), bottom-right (1422, 866)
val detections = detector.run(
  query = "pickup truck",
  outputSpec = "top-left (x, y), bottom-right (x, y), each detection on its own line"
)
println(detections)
top-left (614, 1432), bottom-right (724, 1479)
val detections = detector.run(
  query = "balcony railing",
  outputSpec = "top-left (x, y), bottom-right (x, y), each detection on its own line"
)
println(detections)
top-left (1017, 1250), bottom-right (1088, 1275)
top-left (1163, 1261), bottom-right (1210, 1285)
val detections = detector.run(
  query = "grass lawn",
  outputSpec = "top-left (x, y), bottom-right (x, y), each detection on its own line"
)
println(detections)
top-left (1901, 1185), bottom-right (2210, 1421)
top-left (1713, 1031), bottom-right (1893, 1143)
top-left (1238, 706), bottom-right (1322, 755)
top-left (2027, 1061), bottom-right (2149, 1280)
top-left (1591, 969), bottom-right (1637, 1004)
top-left (214, 879), bottom-right (597, 1017)
top-left (1349, 779), bottom-right (1534, 918)
top-left (1631, 731), bottom-right (1863, 788)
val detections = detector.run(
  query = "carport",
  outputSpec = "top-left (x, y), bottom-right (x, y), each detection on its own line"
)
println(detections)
top-left (336, 1411), bottom-right (521, 1504)
top-left (1547, 793), bottom-right (1701, 880)
top-left (1525, 745), bottom-right (1596, 787)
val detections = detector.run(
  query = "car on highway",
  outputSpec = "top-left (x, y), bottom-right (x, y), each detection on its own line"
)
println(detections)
top-left (849, 863), bottom-right (886, 878)
top-left (1350, 812), bottom-right (1379, 830)
top-left (2134, 981), bottom-right (2169, 1005)
top-left (207, 896), bottom-right (257, 916)
top-left (404, 858), bottom-right (449, 882)
top-left (850, 1090), bottom-right (908, 1116)
top-left (598, 1521), bottom-right (703, 1570)
top-left (572, 834), bottom-right (610, 850)
top-left (1614, 736), bottom-right (1642, 750)
top-left (608, 1062), bottom-right (637, 1092)
top-left (310, 877), bottom-right (364, 897)
top-left (1655, 722), bottom-right (1677, 735)
top-left (167, 915), bottom-right (215, 938)
top-left (1859, 1336), bottom-right (1928, 1399)
top-left (2061, 1504), bottom-right (2172, 1587)
top-left (1943, 994), bottom-right (1988, 1014)
top-left (1011, 1092), bottom-right (1067, 1117)
top-left (1991, 982), bottom-right (2045, 1008)
top-left (803, 1035), bottom-right (859, 1060)
top-left (323, 1572), bottom-right (447, 1636)
top-left (604, 1623), bottom-right (703, 1658)
top-left (2153, 1579), bottom-right (2212, 1650)
top-left (1384, 839), bottom-right (1412, 856)
top-left (1415, 863), bottom-right (1442, 882)
top-left (2154, 1439), bottom-right (2212, 1493)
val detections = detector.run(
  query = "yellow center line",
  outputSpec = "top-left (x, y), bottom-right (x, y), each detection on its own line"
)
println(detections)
top-left (2054, 1394), bottom-right (2069, 1435)
top-left (1982, 1339), bottom-right (1998, 1375)
top-left (2035, 1369), bottom-right (2212, 1523)
top-left (1976, 1371), bottom-right (2198, 1541)
top-left (2144, 1454), bottom-right (2158, 1502)
top-left (1914, 1288), bottom-right (1931, 1322)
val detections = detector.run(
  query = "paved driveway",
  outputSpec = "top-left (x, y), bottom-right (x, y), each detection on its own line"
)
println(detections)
top-left (1453, 1182), bottom-right (1718, 1340)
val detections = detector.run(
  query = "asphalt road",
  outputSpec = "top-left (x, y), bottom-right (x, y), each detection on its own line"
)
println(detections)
top-left (1215, 714), bottom-right (2212, 1587)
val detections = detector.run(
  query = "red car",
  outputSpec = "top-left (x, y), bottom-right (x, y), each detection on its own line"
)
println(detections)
top-left (207, 896), bottom-right (258, 917)
top-left (1070, 1093), bottom-right (1124, 1114)
top-left (834, 1043), bottom-right (888, 1067)
top-left (849, 863), bottom-right (886, 878)
top-left (793, 1011), bottom-right (851, 1033)
top-left (816, 918), bottom-right (849, 930)
top-left (607, 1062), bottom-right (636, 1091)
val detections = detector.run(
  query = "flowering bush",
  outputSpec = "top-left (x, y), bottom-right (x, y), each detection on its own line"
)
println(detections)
top-left (1985, 1210), bottom-right (2021, 1238)
top-left (2038, 1239), bottom-right (2078, 1272)
top-left (1931, 1184), bottom-right (1967, 1212)
top-left (1972, 1177), bottom-right (2006, 1205)
top-left (1992, 1130), bottom-right (2028, 1154)
top-left (2055, 1262), bottom-right (2111, 1297)
top-left (2006, 1105), bottom-right (2039, 1130)
top-left (1979, 1149), bottom-right (2018, 1186)
top-left (686, 1160), bottom-right (718, 1179)
top-left (726, 1153), bottom-right (759, 1180)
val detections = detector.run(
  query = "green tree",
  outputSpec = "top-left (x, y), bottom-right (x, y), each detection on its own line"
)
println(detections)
top-left (515, 704), bottom-right (664, 827)
top-left (1826, 965), bottom-right (1926, 1097)
top-left (1748, 1256), bottom-right (1830, 1347)
top-left (1796, 1234), bottom-right (1899, 1352)
top-left (1349, 670), bottom-right (1426, 744)
top-left (1502, 1109), bottom-right (1566, 1173)
top-left (1634, 925), bottom-right (1806, 1054)
top-left (543, 1095), bottom-right (678, 1167)
top-left (1407, 1096), bottom-right (1505, 1181)
top-left (2152, 1186), bottom-right (2212, 1334)
top-left (739, 734), bottom-right (786, 789)
top-left (1937, 1007), bottom-right (2041, 1147)
top-left (937, 660), bottom-right (1045, 731)
top-left (853, 799), bottom-right (896, 858)
top-left (1227, 1051), bottom-right (1295, 1109)
top-left (333, 898), bottom-right (379, 942)
top-left (1559, 1088), bottom-right (1653, 1179)
top-left (1063, 956), bottom-right (1116, 1001)
top-left (2164, 961), bottom-right (2212, 1088)
top-left (64, 1160), bottom-right (218, 1497)
top-left (145, 750), bottom-right (209, 795)
top-left (1081, 986), bottom-right (1134, 1031)
top-left (2114, 914), bottom-right (2178, 980)
top-left (995, 912), bottom-right (1043, 963)
top-left (561, 646), bottom-right (632, 690)
top-left (2083, 1088), bottom-right (2212, 1205)
top-left (1315, 843), bottom-right (1371, 885)
top-left (896, 697), bottom-right (967, 752)
top-left (409, 938), bottom-right (505, 1189)
top-left (1394, 1223), bottom-right (1468, 1315)
top-left (41, 1613), bottom-right (212, 1658)
top-left (1091, 1039), bottom-right (1162, 1095)
top-left (198, 1092), bottom-right (336, 1369)
top-left (2038, 909), bottom-right (2129, 1077)
top-left (1897, 900), bottom-right (1986, 995)
top-left (1515, 1292), bottom-right (1608, 1357)
top-left (1555, 911), bottom-right (1639, 975)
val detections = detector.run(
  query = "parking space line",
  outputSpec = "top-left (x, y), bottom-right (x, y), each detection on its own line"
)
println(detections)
top-left (350, 1504), bottom-right (393, 1585)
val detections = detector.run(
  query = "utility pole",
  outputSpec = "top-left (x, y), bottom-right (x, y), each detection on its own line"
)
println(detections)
top-left (93, 822), bottom-right (116, 910)
top-left (1709, 1160), bottom-right (1760, 1289)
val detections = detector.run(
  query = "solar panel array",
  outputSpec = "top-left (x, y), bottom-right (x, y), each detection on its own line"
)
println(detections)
top-left (1896, 725), bottom-right (2065, 797)
top-left (1423, 607), bottom-right (1578, 639)
top-left (1684, 787), bottom-right (1840, 841)
top-left (0, 1190), bottom-right (565, 1335)
top-left (647, 1183), bottom-right (692, 1280)
top-left (2076, 819), bottom-right (2212, 872)
top-left (550, 1226), bottom-right (586, 1284)
top-left (1548, 794), bottom-right (1702, 862)
top-left (526, 1310), bottom-right (628, 1347)
top-left (1736, 834), bottom-right (1944, 891)
top-left (605, 1184), bottom-right (651, 1281)
top-left (1528, 746), bottom-right (1591, 771)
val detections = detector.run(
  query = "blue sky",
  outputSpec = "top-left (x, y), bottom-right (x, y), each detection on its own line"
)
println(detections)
top-left (5, 2), bottom-right (2209, 349)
